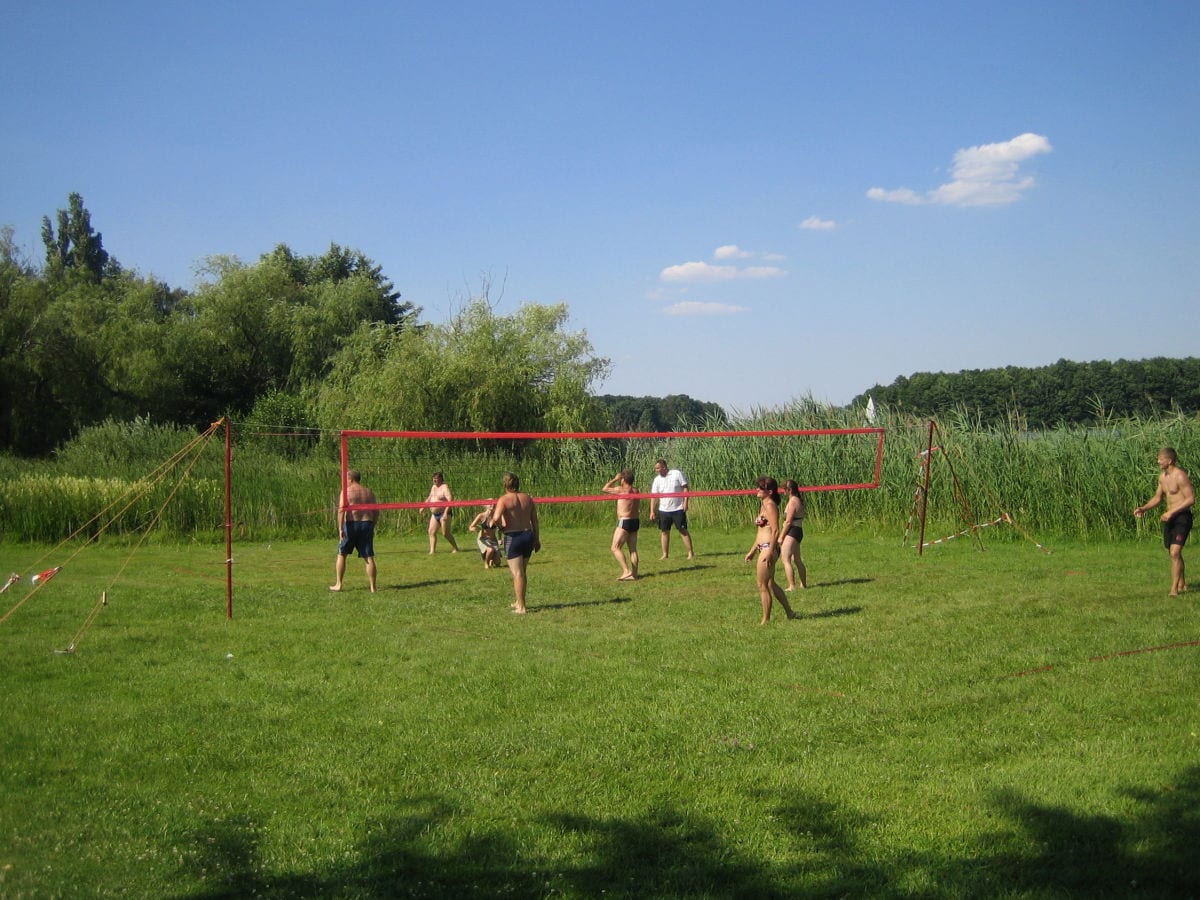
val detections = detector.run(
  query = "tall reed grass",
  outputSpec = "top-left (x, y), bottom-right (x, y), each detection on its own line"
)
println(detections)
top-left (0, 406), bottom-right (1195, 543)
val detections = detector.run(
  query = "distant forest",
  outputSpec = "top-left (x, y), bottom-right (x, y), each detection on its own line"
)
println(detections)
top-left (594, 394), bottom-right (727, 431)
top-left (853, 357), bottom-right (1200, 427)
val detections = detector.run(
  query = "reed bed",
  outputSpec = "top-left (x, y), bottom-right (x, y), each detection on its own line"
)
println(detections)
top-left (0, 407), bottom-right (1195, 543)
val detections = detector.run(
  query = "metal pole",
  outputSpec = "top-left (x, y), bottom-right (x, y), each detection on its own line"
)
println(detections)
top-left (224, 417), bottom-right (234, 619)
top-left (917, 419), bottom-right (935, 556)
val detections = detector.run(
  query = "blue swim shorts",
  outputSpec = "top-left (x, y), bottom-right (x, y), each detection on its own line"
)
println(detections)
top-left (338, 520), bottom-right (375, 558)
top-left (503, 530), bottom-right (536, 559)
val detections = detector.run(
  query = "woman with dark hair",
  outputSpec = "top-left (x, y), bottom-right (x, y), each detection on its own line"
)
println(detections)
top-left (744, 476), bottom-right (796, 624)
top-left (780, 479), bottom-right (808, 592)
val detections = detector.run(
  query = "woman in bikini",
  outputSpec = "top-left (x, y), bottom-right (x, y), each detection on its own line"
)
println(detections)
top-left (468, 503), bottom-right (502, 569)
top-left (744, 476), bottom-right (796, 624)
top-left (779, 479), bottom-right (808, 592)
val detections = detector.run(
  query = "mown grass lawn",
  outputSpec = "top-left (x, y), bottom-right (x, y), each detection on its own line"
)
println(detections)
top-left (1, 527), bottom-right (1197, 897)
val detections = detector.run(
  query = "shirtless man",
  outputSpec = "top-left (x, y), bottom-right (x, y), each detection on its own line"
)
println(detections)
top-left (602, 469), bottom-right (640, 581)
top-left (491, 472), bottom-right (540, 613)
top-left (331, 470), bottom-right (378, 592)
top-left (1134, 447), bottom-right (1195, 596)
top-left (426, 471), bottom-right (459, 553)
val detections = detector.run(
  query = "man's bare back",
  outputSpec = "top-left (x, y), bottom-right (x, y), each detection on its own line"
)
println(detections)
top-left (344, 481), bottom-right (377, 522)
top-left (494, 490), bottom-right (536, 532)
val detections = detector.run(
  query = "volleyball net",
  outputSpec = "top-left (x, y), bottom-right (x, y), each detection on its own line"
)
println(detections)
top-left (336, 428), bottom-right (884, 527)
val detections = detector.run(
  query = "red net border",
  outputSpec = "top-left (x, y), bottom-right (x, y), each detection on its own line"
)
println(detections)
top-left (339, 428), bottom-right (885, 512)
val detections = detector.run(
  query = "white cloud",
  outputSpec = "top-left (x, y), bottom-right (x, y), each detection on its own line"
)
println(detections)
top-left (799, 215), bottom-right (837, 230)
top-left (660, 260), bottom-right (787, 283)
top-left (865, 187), bottom-right (924, 205)
top-left (714, 244), bottom-right (752, 260)
top-left (867, 132), bottom-right (1052, 207)
top-left (740, 265), bottom-right (787, 279)
top-left (664, 301), bottom-right (748, 316)
top-left (661, 261), bottom-right (738, 282)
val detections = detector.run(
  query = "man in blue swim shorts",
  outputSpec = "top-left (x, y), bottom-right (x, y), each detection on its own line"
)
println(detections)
top-left (491, 472), bottom-right (540, 613)
top-left (331, 470), bottom-right (378, 592)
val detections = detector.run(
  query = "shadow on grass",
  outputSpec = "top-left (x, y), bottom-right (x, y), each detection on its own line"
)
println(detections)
top-left (797, 605), bottom-right (863, 620)
top-left (531, 597), bottom-right (634, 612)
top-left (638, 563), bottom-right (718, 578)
top-left (174, 766), bottom-right (1200, 898)
top-left (810, 577), bottom-right (873, 588)
top-left (388, 579), bottom-right (464, 591)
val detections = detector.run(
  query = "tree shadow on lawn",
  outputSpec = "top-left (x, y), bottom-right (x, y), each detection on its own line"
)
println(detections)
top-left (173, 768), bottom-right (1200, 898)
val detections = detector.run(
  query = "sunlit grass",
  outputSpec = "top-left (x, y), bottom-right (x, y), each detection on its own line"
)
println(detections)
top-left (1, 526), bottom-right (1196, 897)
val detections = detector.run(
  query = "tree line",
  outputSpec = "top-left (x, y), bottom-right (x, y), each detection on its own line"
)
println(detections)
top-left (853, 357), bottom-right (1200, 428)
top-left (6, 194), bottom-right (1197, 457)
top-left (1, 194), bottom-right (724, 457)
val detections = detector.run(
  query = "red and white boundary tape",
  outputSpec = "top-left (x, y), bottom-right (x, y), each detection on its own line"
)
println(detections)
top-left (920, 516), bottom-right (1007, 548)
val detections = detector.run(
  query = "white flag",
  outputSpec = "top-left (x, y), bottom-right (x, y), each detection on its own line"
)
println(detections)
top-left (865, 395), bottom-right (877, 424)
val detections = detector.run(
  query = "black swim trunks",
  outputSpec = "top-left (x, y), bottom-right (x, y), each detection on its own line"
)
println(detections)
top-left (619, 518), bottom-right (640, 533)
top-left (1164, 508), bottom-right (1193, 548)
top-left (657, 509), bottom-right (688, 532)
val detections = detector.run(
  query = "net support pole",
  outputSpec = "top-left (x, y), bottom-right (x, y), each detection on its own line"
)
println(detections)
top-left (224, 417), bottom-right (234, 619)
top-left (917, 419), bottom-right (935, 556)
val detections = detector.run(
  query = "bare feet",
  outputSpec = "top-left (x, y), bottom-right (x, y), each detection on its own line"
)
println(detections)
top-left (618, 573), bottom-right (636, 581)
top-left (328, 585), bottom-right (343, 592)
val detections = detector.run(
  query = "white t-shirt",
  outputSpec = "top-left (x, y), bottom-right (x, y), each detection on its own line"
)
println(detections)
top-left (651, 469), bottom-right (688, 513)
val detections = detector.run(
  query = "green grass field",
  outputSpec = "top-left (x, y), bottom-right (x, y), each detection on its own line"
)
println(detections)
top-left (1, 527), bottom-right (1197, 898)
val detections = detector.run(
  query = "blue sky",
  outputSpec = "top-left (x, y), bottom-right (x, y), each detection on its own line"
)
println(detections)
top-left (3, 2), bottom-right (1197, 413)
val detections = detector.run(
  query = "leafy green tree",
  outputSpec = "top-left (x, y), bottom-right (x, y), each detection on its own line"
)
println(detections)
top-left (41, 192), bottom-right (117, 282)
top-left (0, 229), bottom-right (55, 453)
top-left (313, 299), bottom-right (610, 433)
top-left (178, 244), bottom-right (420, 424)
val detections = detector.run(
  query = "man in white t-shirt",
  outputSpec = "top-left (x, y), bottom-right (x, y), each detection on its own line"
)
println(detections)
top-left (649, 458), bottom-right (695, 560)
